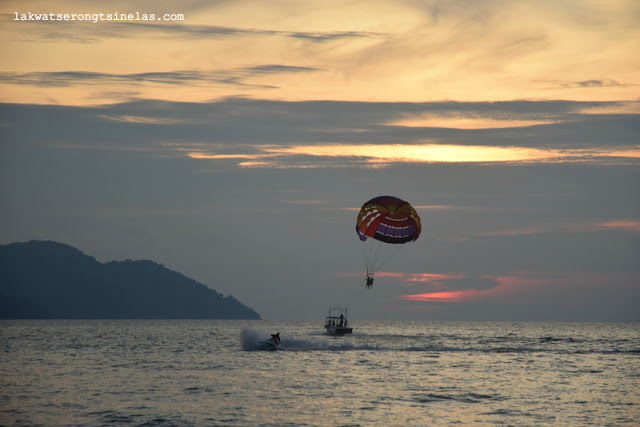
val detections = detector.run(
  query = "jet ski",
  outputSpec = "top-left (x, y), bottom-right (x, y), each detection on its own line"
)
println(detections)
top-left (259, 333), bottom-right (283, 351)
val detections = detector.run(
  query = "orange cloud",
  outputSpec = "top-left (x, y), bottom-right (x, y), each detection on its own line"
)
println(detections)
top-left (187, 144), bottom-right (640, 167)
top-left (267, 144), bottom-right (558, 163)
top-left (189, 153), bottom-right (261, 160)
top-left (376, 272), bottom-right (465, 283)
top-left (399, 289), bottom-right (483, 302)
top-left (385, 115), bottom-right (555, 129)
top-left (597, 220), bottom-right (640, 232)
top-left (397, 272), bottom-right (571, 303)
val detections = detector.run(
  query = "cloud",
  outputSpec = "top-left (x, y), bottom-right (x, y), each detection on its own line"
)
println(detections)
top-left (385, 115), bottom-right (556, 129)
top-left (475, 219), bottom-right (640, 236)
top-left (0, 67), bottom-right (319, 89)
top-left (596, 220), bottom-right (640, 232)
top-left (3, 1), bottom-right (639, 105)
top-left (2, 98), bottom-right (638, 167)
top-left (396, 271), bottom-right (603, 304)
top-left (399, 290), bottom-right (482, 302)
top-left (127, 23), bottom-right (381, 42)
top-left (397, 271), bottom-right (640, 320)
top-left (188, 143), bottom-right (640, 168)
top-left (396, 274), bottom-right (505, 302)
top-left (241, 65), bottom-right (320, 75)
top-left (99, 114), bottom-right (186, 125)
top-left (564, 79), bottom-right (625, 88)
top-left (1, 14), bottom-right (381, 43)
top-left (288, 30), bottom-right (380, 42)
top-left (577, 101), bottom-right (640, 115)
top-left (375, 272), bottom-right (464, 284)
top-left (38, 31), bottom-right (101, 43)
top-left (378, 272), bottom-right (499, 292)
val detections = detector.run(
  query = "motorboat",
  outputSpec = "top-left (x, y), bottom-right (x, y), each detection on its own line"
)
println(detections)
top-left (324, 307), bottom-right (353, 336)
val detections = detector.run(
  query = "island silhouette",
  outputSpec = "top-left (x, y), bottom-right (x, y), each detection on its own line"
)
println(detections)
top-left (0, 240), bottom-right (260, 319)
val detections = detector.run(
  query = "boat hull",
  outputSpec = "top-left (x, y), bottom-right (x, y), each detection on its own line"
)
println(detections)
top-left (325, 326), bottom-right (353, 336)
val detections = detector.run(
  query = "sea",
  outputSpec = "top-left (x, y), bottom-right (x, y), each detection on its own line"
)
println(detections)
top-left (0, 320), bottom-right (638, 426)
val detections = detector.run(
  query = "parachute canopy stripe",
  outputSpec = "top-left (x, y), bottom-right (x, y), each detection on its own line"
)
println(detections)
top-left (356, 195), bottom-right (421, 244)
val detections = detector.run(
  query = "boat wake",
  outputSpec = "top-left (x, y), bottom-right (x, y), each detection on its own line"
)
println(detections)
top-left (239, 328), bottom-right (639, 354)
top-left (240, 328), bottom-right (387, 352)
top-left (240, 329), bottom-right (278, 351)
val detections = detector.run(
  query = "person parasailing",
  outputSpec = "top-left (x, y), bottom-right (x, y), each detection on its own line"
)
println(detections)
top-left (355, 196), bottom-right (421, 290)
top-left (366, 273), bottom-right (374, 289)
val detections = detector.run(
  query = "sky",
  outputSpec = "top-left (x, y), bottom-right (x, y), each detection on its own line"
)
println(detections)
top-left (1, 0), bottom-right (639, 321)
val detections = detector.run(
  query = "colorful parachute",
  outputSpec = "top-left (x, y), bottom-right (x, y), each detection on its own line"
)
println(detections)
top-left (355, 196), bottom-right (421, 282)
top-left (356, 196), bottom-right (421, 244)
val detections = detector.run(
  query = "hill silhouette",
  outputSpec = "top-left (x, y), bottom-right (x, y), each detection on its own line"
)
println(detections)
top-left (0, 240), bottom-right (260, 319)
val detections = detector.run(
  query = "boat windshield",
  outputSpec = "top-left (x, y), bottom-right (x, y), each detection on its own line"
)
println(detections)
top-left (324, 316), bottom-right (348, 327)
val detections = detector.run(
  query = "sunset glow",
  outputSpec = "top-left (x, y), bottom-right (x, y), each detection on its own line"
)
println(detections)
top-left (598, 220), bottom-right (640, 232)
top-left (187, 144), bottom-right (640, 167)
top-left (375, 272), bottom-right (465, 284)
top-left (397, 274), bottom-right (563, 303)
top-left (385, 116), bottom-right (555, 129)
top-left (399, 290), bottom-right (482, 302)
top-left (1, 0), bottom-right (639, 105)
top-left (268, 144), bottom-right (555, 163)
top-left (188, 153), bottom-right (263, 160)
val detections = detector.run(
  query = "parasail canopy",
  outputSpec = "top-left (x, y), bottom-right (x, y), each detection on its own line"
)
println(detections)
top-left (356, 195), bottom-right (421, 244)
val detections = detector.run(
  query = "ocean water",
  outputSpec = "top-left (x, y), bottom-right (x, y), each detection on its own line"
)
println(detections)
top-left (0, 320), bottom-right (638, 426)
